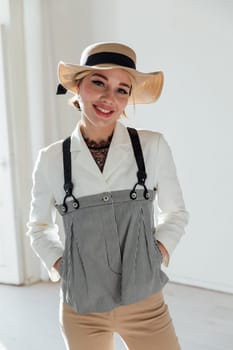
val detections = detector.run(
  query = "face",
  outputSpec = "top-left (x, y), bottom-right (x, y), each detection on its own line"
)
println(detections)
top-left (76, 68), bottom-right (132, 132)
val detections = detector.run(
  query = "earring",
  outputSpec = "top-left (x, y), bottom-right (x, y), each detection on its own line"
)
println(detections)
top-left (73, 100), bottom-right (81, 111)
top-left (76, 93), bottom-right (81, 111)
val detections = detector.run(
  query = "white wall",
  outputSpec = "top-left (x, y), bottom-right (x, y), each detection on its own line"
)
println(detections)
top-left (3, 0), bottom-right (232, 292)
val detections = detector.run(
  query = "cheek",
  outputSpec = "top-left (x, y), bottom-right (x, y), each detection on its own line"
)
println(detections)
top-left (79, 86), bottom-right (95, 103)
top-left (118, 97), bottom-right (129, 110)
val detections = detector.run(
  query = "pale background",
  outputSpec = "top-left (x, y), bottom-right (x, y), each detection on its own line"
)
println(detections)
top-left (0, 0), bottom-right (233, 294)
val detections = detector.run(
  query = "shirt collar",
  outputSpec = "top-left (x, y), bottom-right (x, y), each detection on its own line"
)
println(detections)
top-left (70, 119), bottom-right (131, 152)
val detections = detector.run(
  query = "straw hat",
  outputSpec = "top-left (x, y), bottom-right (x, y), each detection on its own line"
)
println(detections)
top-left (56, 42), bottom-right (164, 104)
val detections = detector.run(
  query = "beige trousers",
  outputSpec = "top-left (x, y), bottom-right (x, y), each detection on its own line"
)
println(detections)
top-left (59, 290), bottom-right (181, 350)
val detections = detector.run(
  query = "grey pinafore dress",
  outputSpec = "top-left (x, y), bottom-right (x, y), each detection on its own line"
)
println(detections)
top-left (55, 127), bottom-right (169, 314)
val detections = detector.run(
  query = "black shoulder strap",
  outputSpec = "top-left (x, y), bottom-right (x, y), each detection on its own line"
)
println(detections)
top-left (63, 129), bottom-right (147, 187)
top-left (127, 127), bottom-right (147, 185)
top-left (62, 136), bottom-right (73, 195)
top-left (62, 128), bottom-right (148, 201)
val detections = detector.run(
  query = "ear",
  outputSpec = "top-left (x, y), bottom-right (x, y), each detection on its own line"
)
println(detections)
top-left (76, 80), bottom-right (82, 92)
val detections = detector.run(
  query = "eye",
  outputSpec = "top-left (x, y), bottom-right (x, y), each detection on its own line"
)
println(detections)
top-left (92, 80), bottom-right (104, 87)
top-left (118, 88), bottom-right (129, 95)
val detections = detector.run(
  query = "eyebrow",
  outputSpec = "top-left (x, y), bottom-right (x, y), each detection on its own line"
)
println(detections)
top-left (91, 73), bottom-right (131, 89)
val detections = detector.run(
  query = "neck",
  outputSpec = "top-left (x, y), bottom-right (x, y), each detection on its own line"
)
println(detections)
top-left (80, 118), bottom-right (116, 142)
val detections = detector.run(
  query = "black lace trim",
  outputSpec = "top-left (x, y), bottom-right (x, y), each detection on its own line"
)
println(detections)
top-left (83, 133), bottom-right (113, 149)
top-left (83, 133), bottom-right (113, 172)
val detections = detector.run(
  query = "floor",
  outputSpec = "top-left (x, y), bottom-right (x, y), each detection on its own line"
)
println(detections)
top-left (0, 281), bottom-right (232, 350)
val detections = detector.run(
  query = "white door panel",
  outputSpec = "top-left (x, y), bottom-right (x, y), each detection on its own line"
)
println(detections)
top-left (0, 25), bottom-right (22, 284)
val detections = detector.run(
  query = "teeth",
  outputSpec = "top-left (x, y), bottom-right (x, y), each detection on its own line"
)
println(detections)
top-left (96, 106), bottom-right (111, 113)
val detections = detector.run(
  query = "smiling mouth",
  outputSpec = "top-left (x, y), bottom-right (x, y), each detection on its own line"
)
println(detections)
top-left (93, 104), bottom-right (114, 117)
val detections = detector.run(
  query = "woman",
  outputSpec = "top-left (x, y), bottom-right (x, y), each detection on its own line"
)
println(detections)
top-left (26, 42), bottom-right (189, 350)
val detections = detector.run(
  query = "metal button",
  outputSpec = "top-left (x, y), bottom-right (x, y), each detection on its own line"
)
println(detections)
top-left (73, 201), bottom-right (79, 208)
top-left (102, 195), bottom-right (109, 202)
top-left (62, 205), bottom-right (66, 212)
top-left (131, 192), bottom-right (137, 199)
top-left (145, 192), bottom-right (150, 199)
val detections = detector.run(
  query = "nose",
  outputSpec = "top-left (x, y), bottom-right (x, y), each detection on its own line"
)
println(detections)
top-left (100, 87), bottom-right (115, 104)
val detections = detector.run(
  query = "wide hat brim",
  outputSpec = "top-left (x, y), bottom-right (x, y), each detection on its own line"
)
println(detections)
top-left (57, 62), bottom-right (164, 105)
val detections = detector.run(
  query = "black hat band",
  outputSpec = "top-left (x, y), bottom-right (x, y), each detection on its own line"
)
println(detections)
top-left (85, 52), bottom-right (136, 69)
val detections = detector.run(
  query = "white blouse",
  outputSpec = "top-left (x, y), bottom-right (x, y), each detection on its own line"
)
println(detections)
top-left (26, 120), bottom-right (189, 282)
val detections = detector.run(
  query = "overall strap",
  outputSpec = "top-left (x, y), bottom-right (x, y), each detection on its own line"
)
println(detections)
top-left (62, 136), bottom-right (79, 213)
top-left (127, 127), bottom-right (150, 200)
top-left (61, 128), bottom-right (151, 209)
top-left (63, 137), bottom-right (72, 195)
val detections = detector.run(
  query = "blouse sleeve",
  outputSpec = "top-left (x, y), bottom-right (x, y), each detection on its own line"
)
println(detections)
top-left (26, 148), bottom-right (64, 282)
top-left (154, 133), bottom-right (189, 265)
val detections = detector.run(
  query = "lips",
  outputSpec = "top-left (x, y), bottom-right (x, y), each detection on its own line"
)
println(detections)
top-left (93, 104), bottom-right (114, 118)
